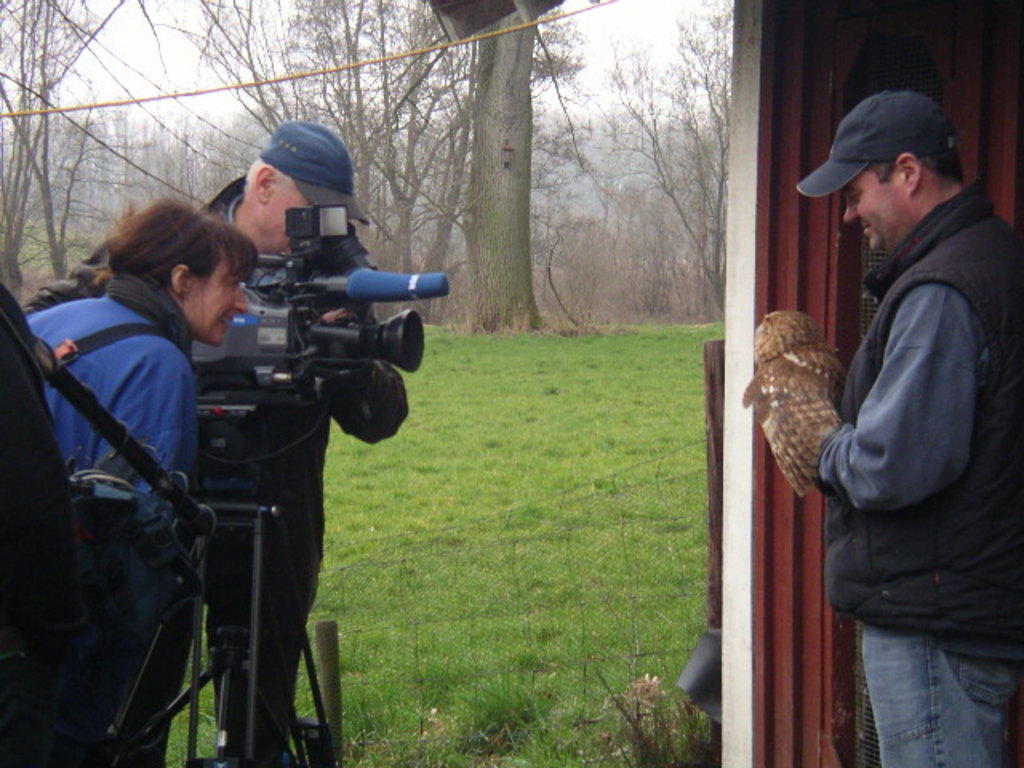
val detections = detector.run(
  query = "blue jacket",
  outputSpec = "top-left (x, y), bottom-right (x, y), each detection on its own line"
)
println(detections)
top-left (28, 297), bottom-right (197, 482)
top-left (818, 282), bottom-right (985, 510)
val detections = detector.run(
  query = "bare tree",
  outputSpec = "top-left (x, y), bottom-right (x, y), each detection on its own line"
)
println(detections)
top-left (0, 112), bottom-right (36, 291)
top-left (608, 1), bottom-right (732, 318)
top-left (31, 112), bottom-right (98, 279)
top-left (194, 0), bottom-right (297, 131)
top-left (195, 0), bottom-right (475, 323)
top-left (1, 0), bottom-right (108, 289)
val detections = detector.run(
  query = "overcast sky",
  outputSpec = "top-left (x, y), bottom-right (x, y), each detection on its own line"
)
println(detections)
top-left (66, 0), bottom-right (701, 118)
top-left (562, 0), bottom-right (694, 79)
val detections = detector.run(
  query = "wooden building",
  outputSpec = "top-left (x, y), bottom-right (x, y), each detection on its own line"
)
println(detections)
top-left (722, 0), bottom-right (1024, 766)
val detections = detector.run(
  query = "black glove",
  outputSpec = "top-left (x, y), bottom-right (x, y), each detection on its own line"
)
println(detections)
top-left (327, 361), bottom-right (408, 443)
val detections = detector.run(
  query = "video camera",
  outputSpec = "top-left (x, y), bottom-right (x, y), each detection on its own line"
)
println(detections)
top-left (193, 203), bottom-right (448, 402)
top-left (191, 202), bottom-right (447, 498)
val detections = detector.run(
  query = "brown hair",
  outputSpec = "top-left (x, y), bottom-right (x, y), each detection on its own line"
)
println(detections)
top-left (105, 198), bottom-right (256, 286)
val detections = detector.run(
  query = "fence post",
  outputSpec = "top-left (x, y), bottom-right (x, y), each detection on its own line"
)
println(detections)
top-left (314, 619), bottom-right (343, 762)
top-left (703, 339), bottom-right (725, 756)
top-left (703, 340), bottom-right (725, 628)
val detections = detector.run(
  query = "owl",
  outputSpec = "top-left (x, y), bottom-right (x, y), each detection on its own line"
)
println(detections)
top-left (742, 311), bottom-right (845, 496)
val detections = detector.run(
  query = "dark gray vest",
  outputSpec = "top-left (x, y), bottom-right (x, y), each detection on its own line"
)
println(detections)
top-left (826, 207), bottom-right (1024, 639)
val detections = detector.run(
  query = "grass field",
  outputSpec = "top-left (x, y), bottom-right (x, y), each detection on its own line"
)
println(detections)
top-left (173, 323), bottom-right (721, 766)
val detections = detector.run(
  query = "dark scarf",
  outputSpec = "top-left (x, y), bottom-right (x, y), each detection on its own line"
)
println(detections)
top-left (863, 183), bottom-right (994, 302)
top-left (105, 274), bottom-right (191, 353)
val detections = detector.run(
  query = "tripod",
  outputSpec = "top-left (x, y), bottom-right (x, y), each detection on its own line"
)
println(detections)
top-left (0, 298), bottom-right (338, 767)
top-left (113, 502), bottom-right (337, 768)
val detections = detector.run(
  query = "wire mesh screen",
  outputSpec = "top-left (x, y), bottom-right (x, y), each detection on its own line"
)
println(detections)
top-left (854, 622), bottom-right (882, 767)
top-left (855, 32), bottom-right (945, 335)
top-left (848, 29), bottom-right (945, 768)
top-left (310, 447), bottom-right (712, 766)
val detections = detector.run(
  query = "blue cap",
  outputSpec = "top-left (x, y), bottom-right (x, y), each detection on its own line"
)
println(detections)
top-left (797, 90), bottom-right (957, 197)
top-left (260, 121), bottom-right (367, 222)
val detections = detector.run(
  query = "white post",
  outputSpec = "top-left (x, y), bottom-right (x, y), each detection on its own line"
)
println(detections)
top-left (722, 0), bottom-right (762, 765)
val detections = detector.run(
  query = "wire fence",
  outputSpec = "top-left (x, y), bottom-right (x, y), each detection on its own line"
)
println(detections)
top-left (303, 439), bottom-right (712, 765)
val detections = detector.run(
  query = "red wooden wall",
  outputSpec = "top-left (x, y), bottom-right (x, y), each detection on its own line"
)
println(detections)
top-left (751, 1), bottom-right (1024, 765)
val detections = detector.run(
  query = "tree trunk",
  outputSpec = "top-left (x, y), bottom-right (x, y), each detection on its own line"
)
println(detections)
top-left (465, 20), bottom-right (540, 331)
top-left (34, 113), bottom-right (69, 280)
top-left (416, 114), bottom-right (471, 325)
top-left (0, 115), bottom-right (35, 295)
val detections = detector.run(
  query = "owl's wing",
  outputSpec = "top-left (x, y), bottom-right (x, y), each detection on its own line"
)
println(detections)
top-left (781, 347), bottom-right (846, 406)
top-left (744, 360), bottom-right (842, 495)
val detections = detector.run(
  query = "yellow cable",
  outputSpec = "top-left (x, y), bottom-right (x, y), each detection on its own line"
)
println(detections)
top-left (1, 0), bottom-right (619, 119)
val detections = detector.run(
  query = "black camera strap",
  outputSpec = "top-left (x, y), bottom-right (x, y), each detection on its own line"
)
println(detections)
top-left (56, 322), bottom-right (163, 362)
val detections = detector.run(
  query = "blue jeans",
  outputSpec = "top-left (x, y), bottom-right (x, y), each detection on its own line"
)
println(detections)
top-left (862, 625), bottom-right (1023, 768)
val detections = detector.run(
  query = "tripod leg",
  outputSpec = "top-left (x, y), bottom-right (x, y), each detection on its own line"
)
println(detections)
top-left (215, 664), bottom-right (234, 761)
top-left (110, 539), bottom-right (206, 768)
top-left (115, 666), bottom-right (215, 762)
top-left (267, 513), bottom-right (338, 768)
top-left (246, 511), bottom-right (265, 761)
top-left (187, 540), bottom-right (208, 762)
top-left (206, 509), bottom-right (294, 765)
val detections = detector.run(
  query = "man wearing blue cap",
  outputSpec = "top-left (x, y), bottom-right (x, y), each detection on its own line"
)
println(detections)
top-left (29, 122), bottom-right (407, 767)
top-left (798, 90), bottom-right (1024, 766)
top-left (210, 120), bottom-right (370, 255)
top-left (198, 121), bottom-right (408, 766)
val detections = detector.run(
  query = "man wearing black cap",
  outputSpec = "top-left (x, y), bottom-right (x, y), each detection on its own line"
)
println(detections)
top-left (798, 90), bottom-right (1024, 766)
top-left (28, 122), bottom-right (407, 767)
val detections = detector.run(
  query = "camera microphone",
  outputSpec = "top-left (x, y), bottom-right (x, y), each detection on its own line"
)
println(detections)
top-left (344, 268), bottom-right (449, 302)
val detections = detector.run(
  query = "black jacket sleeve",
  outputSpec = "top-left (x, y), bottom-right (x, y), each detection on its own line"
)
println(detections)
top-left (24, 247), bottom-right (111, 314)
top-left (0, 285), bottom-right (84, 657)
top-left (326, 361), bottom-right (408, 444)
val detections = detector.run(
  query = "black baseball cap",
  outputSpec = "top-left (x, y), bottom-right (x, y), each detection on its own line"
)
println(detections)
top-left (261, 120), bottom-right (368, 223)
top-left (797, 90), bottom-right (957, 197)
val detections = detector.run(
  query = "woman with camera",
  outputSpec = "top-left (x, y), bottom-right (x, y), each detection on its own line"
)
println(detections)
top-left (27, 198), bottom-right (256, 768)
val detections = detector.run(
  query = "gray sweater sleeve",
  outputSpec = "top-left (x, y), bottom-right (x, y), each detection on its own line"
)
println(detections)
top-left (818, 283), bottom-right (986, 510)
